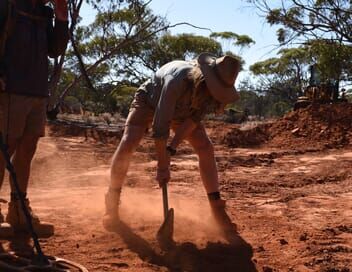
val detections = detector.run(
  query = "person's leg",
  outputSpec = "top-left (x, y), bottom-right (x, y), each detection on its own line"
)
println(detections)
top-left (0, 93), bottom-right (28, 223)
top-left (0, 138), bottom-right (18, 189)
top-left (186, 124), bottom-right (237, 240)
top-left (0, 138), bottom-right (18, 223)
top-left (5, 96), bottom-right (53, 236)
top-left (11, 135), bottom-right (39, 193)
top-left (103, 95), bottom-right (152, 230)
top-left (185, 124), bottom-right (219, 193)
top-left (6, 135), bottom-right (46, 228)
top-left (110, 124), bottom-right (147, 190)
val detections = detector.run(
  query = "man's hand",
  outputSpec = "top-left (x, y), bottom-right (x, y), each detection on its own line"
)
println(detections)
top-left (0, 78), bottom-right (5, 92)
top-left (53, 0), bottom-right (68, 21)
top-left (154, 138), bottom-right (171, 187)
top-left (156, 167), bottom-right (170, 187)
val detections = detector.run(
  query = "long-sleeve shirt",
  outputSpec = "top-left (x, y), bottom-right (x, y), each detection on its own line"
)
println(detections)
top-left (139, 60), bottom-right (206, 139)
top-left (0, 0), bottom-right (69, 97)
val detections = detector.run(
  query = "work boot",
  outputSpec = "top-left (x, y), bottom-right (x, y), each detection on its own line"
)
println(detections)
top-left (102, 187), bottom-right (121, 231)
top-left (210, 199), bottom-right (253, 255)
top-left (209, 199), bottom-right (239, 243)
top-left (6, 193), bottom-right (54, 237)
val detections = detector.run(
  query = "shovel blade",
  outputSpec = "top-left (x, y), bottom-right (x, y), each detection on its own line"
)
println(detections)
top-left (156, 208), bottom-right (174, 249)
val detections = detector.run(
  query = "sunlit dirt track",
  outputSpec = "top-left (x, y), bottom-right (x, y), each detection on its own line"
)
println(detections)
top-left (0, 116), bottom-right (351, 271)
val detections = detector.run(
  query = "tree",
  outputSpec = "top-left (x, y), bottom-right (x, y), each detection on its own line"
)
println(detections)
top-left (307, 39), bottom-right (352, 82)
top-left (134, 33), bottom-right (223, 73)
top-left (249, 0), bottom-right (352, 45)
top-left (50, 1), bottom-right (256, 117)
top-left (48, 0), bottom-right (179, 117)
top-left (247, 0), bottom-right (352, 108)
top-left (250, 46), bottom-right (311, 101)
top-left (210, 31), bottom-right (255, 55)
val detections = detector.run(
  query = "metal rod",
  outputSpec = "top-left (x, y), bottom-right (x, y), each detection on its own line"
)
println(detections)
top-left (162, 184), bottom-right (168, 219)
top-left (0, 133), bottom-right (48, 265)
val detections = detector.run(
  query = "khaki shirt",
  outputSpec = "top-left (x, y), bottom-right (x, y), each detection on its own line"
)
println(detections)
top-left (139, 60), bottom-right (202, 139)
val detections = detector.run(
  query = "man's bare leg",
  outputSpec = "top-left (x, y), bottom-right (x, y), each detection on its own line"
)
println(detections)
top-left (186, 124), bottom-right (219, 193)
top-left (0, 138), bottom-right (17, 223)
top-left (11, 135), bottom-right (39, 193)
top-left (110, 125), bottom-right (147, 190)
top-left (5, 135), bottom-right (54, 236)
top-left (186, 124), bottom-right (238, 241)
top-left (103, 124), bottom-right (146, 230)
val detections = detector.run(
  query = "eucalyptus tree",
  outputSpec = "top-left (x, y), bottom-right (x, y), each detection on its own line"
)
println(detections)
top-left (247, 0), bottom-right (352, 102)
top-left (210, 31), bottom-right (255, 55)
top-left (48, 0), bottom-right (170, 116)
top-left (248, 0), bottom-right (352, 45)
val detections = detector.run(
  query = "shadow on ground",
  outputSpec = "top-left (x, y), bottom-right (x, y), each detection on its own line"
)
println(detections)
top-left (115, 220), bottom-right (257, 272)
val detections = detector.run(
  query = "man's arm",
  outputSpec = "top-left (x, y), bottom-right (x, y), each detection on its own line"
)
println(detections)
top-left (47, 0), bottom-right (69, 58)
top-left (153, 76), bottom-right (181, 186)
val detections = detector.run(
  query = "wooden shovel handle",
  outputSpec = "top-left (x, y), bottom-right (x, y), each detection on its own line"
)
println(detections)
top-left (162, 183), bottom-right (169, 219)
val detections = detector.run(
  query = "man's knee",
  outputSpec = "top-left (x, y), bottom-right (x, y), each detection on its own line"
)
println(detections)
top-left (193, 137), bottom-right (214, 156)
top-left (115, 129), bottom-right (142, 157)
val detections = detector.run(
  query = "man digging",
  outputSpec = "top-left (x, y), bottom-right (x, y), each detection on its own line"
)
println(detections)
top-left (103, 53), bottom-right (242, 244)
top-left (0, 0), bottom-right (68, 236)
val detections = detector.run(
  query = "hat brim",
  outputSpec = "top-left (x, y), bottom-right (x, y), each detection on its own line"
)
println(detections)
top-left (197, 53), bottom-right (239, 104)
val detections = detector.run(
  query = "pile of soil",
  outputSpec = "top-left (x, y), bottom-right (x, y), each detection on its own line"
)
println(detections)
top-left (223, 103), bottom-right (352, 150)
top-left (267, 103), bottom-right (352, 150)
top-left (220, 125), bottom-right (270, 148)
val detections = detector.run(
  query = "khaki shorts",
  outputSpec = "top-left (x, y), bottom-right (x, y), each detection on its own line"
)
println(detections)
top-left (126, 90), bottom-right (203, 136)
top-left (125, 90), bottom-right (154, 128)
top-left (0, 93), bottom-right (47, 139)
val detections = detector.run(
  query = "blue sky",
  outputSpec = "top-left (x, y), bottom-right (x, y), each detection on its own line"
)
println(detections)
top-left (147, 0), bottom-right (280, 78)
top-left (80, 0), bottom-right (281, 81)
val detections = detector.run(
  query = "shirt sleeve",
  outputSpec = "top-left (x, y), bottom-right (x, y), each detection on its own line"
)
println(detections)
top-left (152, 75), bottom-right (182, 139)
top-left (47, 16), bottom-right (69, 58)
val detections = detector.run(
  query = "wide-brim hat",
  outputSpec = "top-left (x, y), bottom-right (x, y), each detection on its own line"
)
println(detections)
top-left (197, 53), bottom-right (240, 104)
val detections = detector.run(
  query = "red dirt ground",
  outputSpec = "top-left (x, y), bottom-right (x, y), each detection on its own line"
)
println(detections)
top-left (0, 103), bottom-right (351, 271)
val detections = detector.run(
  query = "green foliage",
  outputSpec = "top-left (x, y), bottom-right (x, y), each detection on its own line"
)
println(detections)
top-left (210, 31), bottom-right (255, 55)
top-left (110, 85), bottom-right (137, 117)
top-left (138, 33), bottom-right (223, 71)
top-left (230, 89), bottom-right (292, 118)
top-left (250, 58), bottom-right (281, 75)
top-left (58, 0), bottom-right (255, 116)
top-left (253, 0), bottom-right (352, 44)
top-left (234, 34), bottom-right (255, 47)
top-left (57, 1), bottom-right (256, 117)
top-left (250, 46), bottom-right (310, 100)
top-left (307, 40), bottom-right (352, 82)
top-left (249, 39), bottom-right (352, 108)
top-left (210, 32), bottom-right (255, 47)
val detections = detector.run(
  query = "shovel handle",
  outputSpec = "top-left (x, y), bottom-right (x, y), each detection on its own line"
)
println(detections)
top-left (161, 183), bottom-right (169, 219)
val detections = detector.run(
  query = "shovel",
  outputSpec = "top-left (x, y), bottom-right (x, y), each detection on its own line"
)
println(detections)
top-left (156, 183), bottom-right (175, 249)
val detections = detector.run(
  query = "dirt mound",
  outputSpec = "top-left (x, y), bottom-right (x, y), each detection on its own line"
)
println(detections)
top-left (47, 103), bottom-right (352, 151)
top-left (48, 119), bottom-right (124, 144)
top-left (223, 103), bottom-right (352, 150)
top-left (221, 125), bottom-right (270, 148)
top-left (267, 103), bottom-right (352, 150)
